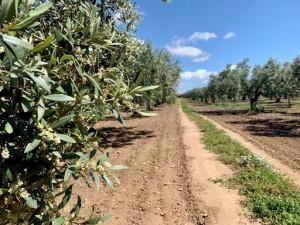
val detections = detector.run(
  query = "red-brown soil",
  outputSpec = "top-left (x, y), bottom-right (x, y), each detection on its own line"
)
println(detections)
top-left (73, 105), bottom-right (207, 225)
top-left (71, 104), bottom-right (261, 225)
top-left (185, 99), bottom-right (300, 170)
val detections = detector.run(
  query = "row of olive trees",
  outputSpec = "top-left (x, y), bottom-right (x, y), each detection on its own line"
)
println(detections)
top-left (139, 44), bottom-right (181, 110)
top-left (181, 87), bottom-right (207, 102)
top-left (0, 0), bottom-right (174, 224)
top-left (116, 39), bottom-right (181, 110)
top-left (182, 56), bottom-right (300, 111)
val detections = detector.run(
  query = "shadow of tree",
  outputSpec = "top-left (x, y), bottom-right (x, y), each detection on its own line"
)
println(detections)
top-left (186, 98), bottom-right (300, 138)
top-left (229, 119), bottom-right (300, 138)
top-left (198, 109), bottom-right (250, 116)
top-left (97, 126), bottom-right (156, 148)
top-left (282, 112), bottom-right (300, 117)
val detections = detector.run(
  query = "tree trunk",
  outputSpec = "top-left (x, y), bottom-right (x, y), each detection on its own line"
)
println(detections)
top-left (250, 98), bottom-right (257, 111)
top-left (147, 100), bottom-right (152, 111)
top-left (250, 94), bottom-right (260, 112)
top-left (204, 96), bottom-right (208, 104)
top-left (211, 95), bottom-right (216, 103)
top-left (275, 97), bottom-right (281, 103)
top-left (288, 96), bottom-right (291, 108)
top-left (249, 89), bottom-right (262, 112)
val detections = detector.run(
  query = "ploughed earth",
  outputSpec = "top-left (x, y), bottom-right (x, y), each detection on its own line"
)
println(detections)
top-left (71, 100), bottom-right (300, 224)
top-left (73, 105), bottom-right (208, 225)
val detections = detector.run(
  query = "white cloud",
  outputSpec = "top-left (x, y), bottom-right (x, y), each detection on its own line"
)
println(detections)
top-left (193, 55), bottom-right (210, 63)
top-left (167, 32), bottom-right (217, 62)
top-left (189, 32), bottom-right (218, 41)
top-left (166, 45), bottom-right (204, 58)
top-left (180, 69), bottom-right (216, 80)
top-left (223, 32), bottom-right (236, 39)
top-left (133, 37), bottom-right (145, 45)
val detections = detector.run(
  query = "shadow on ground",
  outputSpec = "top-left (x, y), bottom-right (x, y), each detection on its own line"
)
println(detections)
top-left (228, 119), bottom-right (300, 138)
top-left (186, 99), bottom-right (300, 138)
top-left (198, 109), bottom-right (249, 116)
top-left (97, 126), bottom-right (156, 148)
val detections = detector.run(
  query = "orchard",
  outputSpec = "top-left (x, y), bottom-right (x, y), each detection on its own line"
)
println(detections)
top-left (182, 57), bottom-right (300, 111)
top-left (0, 0), bottom-right (179, 224)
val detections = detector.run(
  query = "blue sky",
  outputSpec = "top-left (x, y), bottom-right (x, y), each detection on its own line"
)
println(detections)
top-left (135, 0), bottom-right (300, 93)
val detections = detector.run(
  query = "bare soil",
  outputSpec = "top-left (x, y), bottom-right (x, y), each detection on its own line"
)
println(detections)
top-left (72, 104), bottom-right (260, 225)
top-left (74, 105), bottom-right (206, 225)
top-left (185, 99), bottom-right (300, 176)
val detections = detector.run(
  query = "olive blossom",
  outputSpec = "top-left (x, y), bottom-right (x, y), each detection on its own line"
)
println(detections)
top-left (1, 147), bottom-right (9, 159)
top-left (0, 0), bottom-right (178, 223)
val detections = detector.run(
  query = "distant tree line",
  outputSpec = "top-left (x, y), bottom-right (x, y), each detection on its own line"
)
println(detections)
top-left (181, 57), bottom-right (300, 111)
top-left (118, 39), bottom-right (181, 110)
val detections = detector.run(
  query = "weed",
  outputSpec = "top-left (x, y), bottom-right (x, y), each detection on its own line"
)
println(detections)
top-left (211, 177), bottom-right (225, 185)
top-left (240, 154), bottom-right (272, 169)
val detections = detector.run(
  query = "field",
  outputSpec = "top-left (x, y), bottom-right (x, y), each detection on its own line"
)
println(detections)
top-left (213, 98), bottom-right (300, 112)
top-left (71, 104), bottom-right (248, 225)
top-left (67, 99), bottom-right (300, 225)
top-left (3, 1), bottom-right (300, 224)
top-left (189, 98), bottom-right (300, 170)
top-left (72, 105), bottom-right (208, 225)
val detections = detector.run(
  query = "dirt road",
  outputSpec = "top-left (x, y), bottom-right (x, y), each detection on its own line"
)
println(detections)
top-left (180, 108), bottom-right (260, 225)
top-left (75, 105), bottom-right (206, 224)
top-left (72, 104), bottom-right (260, 225)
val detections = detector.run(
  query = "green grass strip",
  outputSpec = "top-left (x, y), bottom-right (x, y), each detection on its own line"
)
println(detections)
top-left (181, 100), bottom-right (300, 225)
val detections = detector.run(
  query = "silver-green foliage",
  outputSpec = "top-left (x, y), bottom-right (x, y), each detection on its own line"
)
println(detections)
top-left (133, 44), bottom-right (181, 109)
top-left (181, 87), bottom-right (207, 102)
top-left (183, 57), bottom-right (300, 111)
top-left (0, 0), bottom-right (159, 224)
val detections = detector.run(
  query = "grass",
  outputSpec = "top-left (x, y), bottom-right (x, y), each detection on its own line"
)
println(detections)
top-left (212, 97), bottom-right (300, 113)
top-left (214, 101), bottom-right (250, 111)
top-left (181, 100), bottom-right (300, 225)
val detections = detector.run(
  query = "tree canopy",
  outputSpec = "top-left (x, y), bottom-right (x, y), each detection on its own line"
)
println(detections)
top-left (182, 57), bottom-right (300, 111)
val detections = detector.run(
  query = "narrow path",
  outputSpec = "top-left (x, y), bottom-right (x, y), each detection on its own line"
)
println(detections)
top-left (198, 113), bottom-right (300, 189)
top-left (180, 107), bottom-right (260, 225)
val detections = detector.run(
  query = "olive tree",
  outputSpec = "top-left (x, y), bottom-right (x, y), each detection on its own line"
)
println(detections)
top-left (0, 0), bottom-right (164, 224)
top-left (281, 62), bottom-right (299, 107)
top-left (181, 87), bottom-right (206, 102)
top-left (247, 58), bottom-right (280, 111)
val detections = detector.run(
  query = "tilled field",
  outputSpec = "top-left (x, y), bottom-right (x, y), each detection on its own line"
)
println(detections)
top-left (69, 103), bottom-right (276, 225)
top-left (73, 105), bottom-right (207, 225)
top-left (186, 99), bottom-right (300, 170)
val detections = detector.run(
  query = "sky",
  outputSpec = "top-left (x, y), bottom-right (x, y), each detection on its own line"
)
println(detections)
top-left (135, 0), bottom-right (300, 93)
